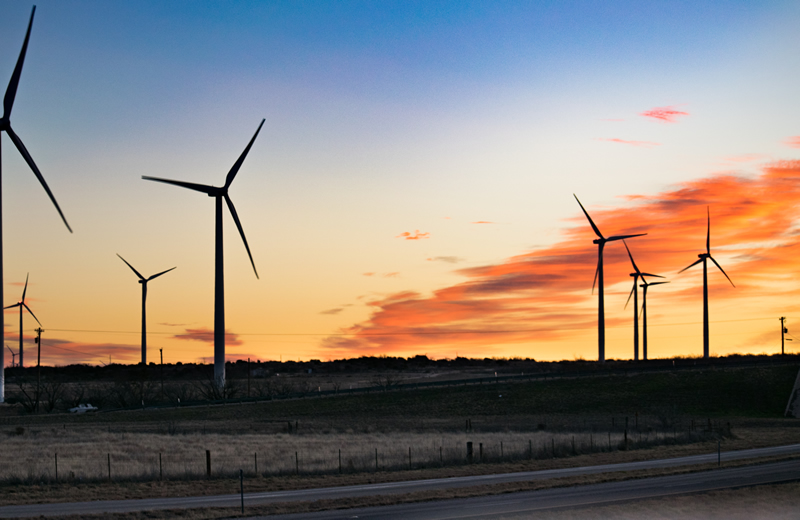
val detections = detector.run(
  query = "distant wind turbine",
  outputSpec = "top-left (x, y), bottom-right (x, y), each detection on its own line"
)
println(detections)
top-left (3, 274), bottom-right (41, 368)
top-left (678, 207), bottom-right (734, 359)
top-left (574, 195), bottom-right (646, 362)
top-left (623, 241), bottom-right (662, 361)
top-left (143, 119), bottom-right (264, 389)
top-left (117, 254), bottom-right (175, 365)
top-left (0, 6), bottom-right (71, 404)
top-left (6, 345), bottom-right (15, 368)
top-left (639, 278), bottom-right (669, 361)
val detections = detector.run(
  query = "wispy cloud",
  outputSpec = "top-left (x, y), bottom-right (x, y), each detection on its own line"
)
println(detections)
top-left (639, 105), bottom-right (689, 123)
top-left (427, 256), bottom-right (464, 264)
top-left (723, 154), bottom-right (765, 163)
top-left (396, 230), bottom-right (430, 240)
top-left (471, 221), bottom-right (495, 224)
top-left (321, 159), bottom-right (800, 359)
top-left (320, 308), bottom-right (344, 315)
top-left (384, 272), bottom-right (400, 278)
top-left (173, 327), bottom-right (243, 346)
top-left (785, 136), bottom-right (800, 149)
top-left (596, 138), bottom-right (661, 148)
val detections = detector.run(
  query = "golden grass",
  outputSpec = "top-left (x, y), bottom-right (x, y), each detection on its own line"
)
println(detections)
top-left (0, 427), bottom-right (690, 483)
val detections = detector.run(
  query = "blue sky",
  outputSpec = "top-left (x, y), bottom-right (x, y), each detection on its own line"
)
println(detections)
top-left (1, 1), bottom-right (799, 364)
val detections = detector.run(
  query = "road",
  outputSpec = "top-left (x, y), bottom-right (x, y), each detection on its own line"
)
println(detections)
top-left (264, 458), bottom-right (800, 519)
top-left (0, 444), bottom-right (798, 518)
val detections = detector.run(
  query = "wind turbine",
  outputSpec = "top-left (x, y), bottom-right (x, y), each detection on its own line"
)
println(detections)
top-left (640, 278), bottom-right (669, 361)
top-left (623, 241), bottom-right (662, 361)
top-left (143, 119), bottom-right (263, 389)
top-left (6, 345), bottom-right (15, 368)
top-left (3, 274), bottom-right (41, 368)
top-left (117, 254), bottom-right (175, 366)
top-left (0, 6), bottom-right (72, 404)
top-left (678, 207), bottom-right (734, 359)
top-left (574, 195), bottom-right (646, 362)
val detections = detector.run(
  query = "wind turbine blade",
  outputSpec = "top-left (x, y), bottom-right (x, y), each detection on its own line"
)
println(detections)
top-left (709, 256), bottom-right (735, 287)
top-left (3, 6), bottom-right (35, 119)
top-left (6, 126), bottom-right (73, 233)
top-left (224, 195), bottom-right (259, 279)
top-left (21, 273), bottom-right (29, 301)
top-left (649, 281), bottom-right (670, 286)
top-left (625, 280), bottom-right (636, 309)
top-left (147, 266), bottom-right (177, 281)
top-left (678, 258), bottom-right (703, 273)
top-left (607, 233), bottom-right (647, 241)
top-left (623, 240), bottom-right (640, 274)
top-left (639, 272), bottom-right (664, 278)
top-left (573, 195), bottom-right (604, 239)
top-left (591, 258), bottom-right (599, 294)
top-left (117, 254), bottom-right (145, 281)
top-left (706, 207), bottom-right (711, 254)
top-left (3, 303), bottom-right (21, 311)
top-left (224, 119), bottom-right (265, 190)
top-left (142, 176), bottom-right (217, 195)
top-left (22, 303), bottom-right (42, 327)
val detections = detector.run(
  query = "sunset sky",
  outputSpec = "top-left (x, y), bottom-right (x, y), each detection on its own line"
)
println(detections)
top-left (1, 1), bottom-right (800, 366)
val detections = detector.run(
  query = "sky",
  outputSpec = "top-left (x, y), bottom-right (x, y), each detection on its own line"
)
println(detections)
top-left (1, 0), bottom-right (800, 366)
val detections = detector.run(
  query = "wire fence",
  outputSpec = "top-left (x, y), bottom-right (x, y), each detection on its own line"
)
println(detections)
top-left (0, 425), bottom-right (724, 484)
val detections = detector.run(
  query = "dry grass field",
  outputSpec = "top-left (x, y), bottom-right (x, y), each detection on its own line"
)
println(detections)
top-left (0, 361), bottom-right (797, 517)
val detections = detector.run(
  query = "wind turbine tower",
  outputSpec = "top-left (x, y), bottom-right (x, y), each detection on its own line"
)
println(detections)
top-left (574, 195), bottom-right (646, 362)
top-left (0, 6), bottom-right (72, 404)
top-left (639, 278), bottom-right (668, 361)
top-left (678, 207), bottom-right (734, 359)
top-left (3, 273), bottom-right (41, 368)
top-left (623, 241), bottom-right (662, 361)
top-left (117, 254), bottom-right (175, 365)
top-left (143, 119), bottom-right (263, 389)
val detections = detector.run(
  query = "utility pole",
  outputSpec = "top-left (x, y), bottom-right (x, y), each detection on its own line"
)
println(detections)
top-left (34, 327), bottom-right (43, 412)
top-left (159, 348), bottom-right (164, 398)
top-left (781, 317), bottom-right (787, 355)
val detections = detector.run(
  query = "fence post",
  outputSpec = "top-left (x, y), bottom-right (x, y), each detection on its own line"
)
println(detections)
top-left (440, 446), bottom-right (443, 465)
top-left (552, 438), bottom-right (555, 458)
top-left (206, 450), bottom-right (211, 477)
top-left (239, 469), bottom-right (244, 514)
top-left (107, 453), bottom-right (111, 481)
top-left (295, 451), bottom-right (299, 475)
top-left (375, 448), bottom-right (378, 471)
top-left (255, 452), bottom-right (258, 475)
top-left (339, 449), bottom-right (342, 474)
top-left (467, 441), bottom-right (473, 463)
top-left (408, 447), bottom-right (412, 469)
top-left (500, 441), bottom-right (503, 459)
top-left (479, 443), bottom-right (483, 462)
top-left (55, 453), bottom-right (58, 482)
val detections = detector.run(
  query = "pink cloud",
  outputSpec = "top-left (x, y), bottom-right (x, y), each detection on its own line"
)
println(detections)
top-left (172, 327), bottom-right (243, 346)
top-left (596, 138), bottom-right (661, 148)
top-left (396, 230), bottom-right (430, 240)
top-left (723, 154), bottom-right (765, 163)
top-left (784, 136), bottom-right (800, 149)
top-left (362, 272), bottom-right (375, 277)
top-left (471, 221), bottom-right (494, 224)
top-left (384, 272), bottom-right (400, 278)
top-left (639, 106), bottom-right (689, 123)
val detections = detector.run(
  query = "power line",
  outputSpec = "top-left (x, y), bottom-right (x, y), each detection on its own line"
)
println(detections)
top-left (39, 316), bottom-right (778, 337)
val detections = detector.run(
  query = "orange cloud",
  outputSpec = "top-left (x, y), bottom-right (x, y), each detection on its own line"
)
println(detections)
top-left (785, 136), bottom-right (800, 149)
top-left (471, 221), bottom-right (495, 224)
top-left (173, 328), bottom-right (243, 346)
top-left (639, 106), bottom-right (689, 123)
top-left (321, 160), bottom-right (800, 360)
top-left (597, 138), bottom-right (661, 148)
top-left (396, 230), bottom-right (430, 240)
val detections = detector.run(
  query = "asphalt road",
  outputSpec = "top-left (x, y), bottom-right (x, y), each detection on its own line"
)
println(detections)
top-left (264, 458), bottom-right (800, 520)
top-left (0, 444), bottom-right (798, 518)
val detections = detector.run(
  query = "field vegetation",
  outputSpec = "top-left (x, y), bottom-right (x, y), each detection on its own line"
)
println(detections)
top-left (0, 356), bottom-right (797, 514)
